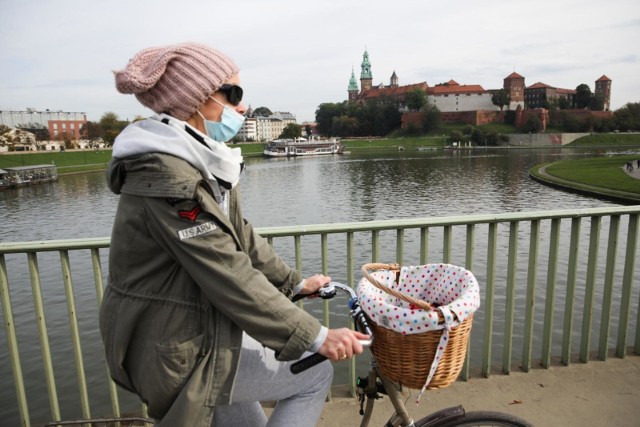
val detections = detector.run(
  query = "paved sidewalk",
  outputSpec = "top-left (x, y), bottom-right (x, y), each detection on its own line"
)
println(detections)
top-left (316, 354), bottom-right (640, 426)
top-left (623, 159), bottom-right (640, 179)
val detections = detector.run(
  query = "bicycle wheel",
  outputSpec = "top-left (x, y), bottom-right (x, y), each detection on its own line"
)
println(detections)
top-left (416, 410), bottom-right (532, 427)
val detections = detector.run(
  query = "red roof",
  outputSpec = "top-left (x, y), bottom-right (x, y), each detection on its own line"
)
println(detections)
top-left (596, 75), bottom-right (611, 81)
top-left (527, 82), bottom-right (554, 89)
top-left (505, 72), bottom-right (525, 79)
top-left (427, 84), bottom-right (486, 95)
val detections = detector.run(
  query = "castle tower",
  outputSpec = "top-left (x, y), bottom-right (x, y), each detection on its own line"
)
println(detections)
top-left (390, 71), bottom-right (398, 87)
top-left (348, 68), bottom-right (359, 102)
top-left (595, 75), bottom-right (612, 111)
top-left (360, 49), bottom-right (373, 91)
top-left (504, 72), bottom-right (525, 110)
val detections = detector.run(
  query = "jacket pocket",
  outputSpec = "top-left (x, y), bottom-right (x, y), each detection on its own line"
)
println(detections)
top-left (141, 334), bottom-right (205, 418)
top-left (155, 333), bottom-right (205, 389)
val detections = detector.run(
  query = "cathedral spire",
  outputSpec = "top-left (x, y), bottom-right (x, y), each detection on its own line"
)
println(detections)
top-left (360, 48), bottom-right (373, 91)
top-left (348, 67), bottom-right (359, 101)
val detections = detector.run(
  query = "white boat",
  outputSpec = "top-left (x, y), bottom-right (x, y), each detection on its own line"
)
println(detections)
top-left (263, 138), bottom-right (345, 157)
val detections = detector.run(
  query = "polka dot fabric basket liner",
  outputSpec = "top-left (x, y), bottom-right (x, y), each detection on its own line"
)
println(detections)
top-left (357, 263), bottom-right (480, 402)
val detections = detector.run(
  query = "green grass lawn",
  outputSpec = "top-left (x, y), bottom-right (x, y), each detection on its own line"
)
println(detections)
top-left (342, 136), bottom-right (446, 149)
top-left (538, 155), bottom-right (640, 195)
top-left (0, 150), bottom-right (113, 174)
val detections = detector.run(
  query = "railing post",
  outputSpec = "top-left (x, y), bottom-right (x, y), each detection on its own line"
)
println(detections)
top-left (580, 216), bottom-right (601, 363)
top-left (542, 218), bottom-right (561, 368)
top-left (443, 225), bottom-right (452, 263)
top-left (561, 217), bottom-right (581, 366)
top-left (482, 222), bottom-right (497, 378)
top-left (599, 215), bottom-right (620, 360)
top-left (1, 254), bottom-right (31, 427)
top-left (28, 252), bottom-right (60, 421)
top-left (60, 250), bottom-right (91, 420)
top-left (522, 219), bottom-right (540, 372)
top-left (461, 224), bottom-right (475, 381)
top-left (617, 214), bottom-right (638, 358)
top-left (502, 221), bottom-right (518, 374)
top-left (396, 229), bottom-right (404, 265)
top-left (419, 227), bottom-right (429, 265)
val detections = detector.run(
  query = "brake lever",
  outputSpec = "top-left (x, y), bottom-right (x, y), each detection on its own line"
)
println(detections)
top-left (291, 281), bottom-right (337, 302)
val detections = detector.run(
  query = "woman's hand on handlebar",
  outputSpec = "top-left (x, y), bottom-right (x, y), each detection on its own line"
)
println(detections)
top-left (318, 328), bottom-right (370, 361)
top-left (299, 274), bottom-right (332, 296)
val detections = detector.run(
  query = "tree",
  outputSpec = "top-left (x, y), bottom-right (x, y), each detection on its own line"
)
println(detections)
top-left (421, 103), bottom-right (441, 133)
top-left (279, 123), bottom-right (303, 139)
top-left (557, 96), bottom-right (572, 110)
top-left (614, 102), bottom-right (640, 131)
top-left (304, 124), bottom-right (312, 137)
top-left (491, 89), bottom-right (510, 111)
top-left (99, 112), bottom-right (129, 144)
top-left (253, 107), bottom-right (272, 117)
top-left (575, 84), bottom-right (592, 109)
top-left (447, 130), bottom-right (467, 145)
top-left (471, 128), bottom-right (487, 146)
top-left (521, 115), bottom-right (542, 133)
top-left (331, 115), bottom-right (360, 137)
top-left (404, 89), bottom-right (427, 112)
top-left (589, 93), bottom-right (605, 111)
top-left (80, 121), bottom-right (104, 141)
top-left (315, 102), bottom-right (346, 136)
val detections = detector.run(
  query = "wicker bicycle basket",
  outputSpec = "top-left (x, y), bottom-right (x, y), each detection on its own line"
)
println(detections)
top-left (358, 263), bottom-right (479, 390)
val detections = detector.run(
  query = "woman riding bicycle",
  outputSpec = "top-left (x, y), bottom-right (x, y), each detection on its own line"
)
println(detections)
top-left (99, 42), bottom-right (368, 427)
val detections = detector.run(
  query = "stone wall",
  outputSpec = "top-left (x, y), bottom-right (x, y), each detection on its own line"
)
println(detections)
top-left (506, 133), bottom-right (590, 146)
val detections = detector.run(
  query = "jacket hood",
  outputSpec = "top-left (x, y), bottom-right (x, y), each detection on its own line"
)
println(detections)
top-left (109, 115), bottom-right (243, 191)
top-left (106, 153), bottom-right (205, 199)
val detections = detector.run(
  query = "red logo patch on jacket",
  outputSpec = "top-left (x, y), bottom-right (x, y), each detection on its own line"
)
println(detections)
top-left (179, 206), bottom-right (202, 222)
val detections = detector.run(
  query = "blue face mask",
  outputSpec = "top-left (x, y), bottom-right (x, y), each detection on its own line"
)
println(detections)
top-left (198, 97), bottom-right (245, 142)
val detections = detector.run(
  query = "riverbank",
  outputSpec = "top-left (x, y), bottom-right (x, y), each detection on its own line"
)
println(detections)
top-left (530, 155), bottom-right (640, 204)
top-left (2, 133), bottom-right (640, 174)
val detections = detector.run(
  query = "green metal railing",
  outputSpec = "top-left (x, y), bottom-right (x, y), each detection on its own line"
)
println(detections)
top-left (1, 206), bottom-right (639, 426)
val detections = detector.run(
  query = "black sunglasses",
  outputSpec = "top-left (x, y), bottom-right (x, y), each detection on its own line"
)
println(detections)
top-left (217, 84), bottom-right (243, 106)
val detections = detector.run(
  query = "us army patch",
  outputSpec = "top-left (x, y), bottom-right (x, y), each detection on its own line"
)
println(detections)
top-left (177, 221), bottom-right (217, 240)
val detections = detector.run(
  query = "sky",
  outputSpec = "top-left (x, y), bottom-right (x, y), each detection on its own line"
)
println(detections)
top-left (1, 0), bottom-right (639, 124)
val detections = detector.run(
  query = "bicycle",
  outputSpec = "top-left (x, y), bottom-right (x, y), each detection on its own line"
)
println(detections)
top-left (292, 282), bottom-right (533, 427)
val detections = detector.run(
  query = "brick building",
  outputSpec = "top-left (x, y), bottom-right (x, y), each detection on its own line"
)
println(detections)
top-left (0, 109), bottom-right (87, 140)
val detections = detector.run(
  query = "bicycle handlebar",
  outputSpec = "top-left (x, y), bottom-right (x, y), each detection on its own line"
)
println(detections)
top-left (290, 282), bottom-right (373, 374)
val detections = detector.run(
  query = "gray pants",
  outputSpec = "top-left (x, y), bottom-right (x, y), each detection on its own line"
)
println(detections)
top-left (213, 333), bottom-right (333, 426)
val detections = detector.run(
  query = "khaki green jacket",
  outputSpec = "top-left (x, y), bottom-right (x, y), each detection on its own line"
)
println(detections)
top-left (99, 153), bottom-right (321, 426)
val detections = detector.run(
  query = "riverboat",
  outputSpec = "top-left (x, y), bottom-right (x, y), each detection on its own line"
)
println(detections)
top-left (0, 164), bottom-right (58, 189)
top-left (263, 138), bottom-right (345, 157)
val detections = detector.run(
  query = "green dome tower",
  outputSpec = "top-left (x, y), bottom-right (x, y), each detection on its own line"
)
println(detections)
top-left (360, 49), bottom-right (373, 91)
top-left (348, 68), bottom-right (359, 101)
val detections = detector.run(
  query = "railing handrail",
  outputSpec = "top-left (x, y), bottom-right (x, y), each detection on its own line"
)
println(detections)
top-left (3, 205), bottom-right (639, 253)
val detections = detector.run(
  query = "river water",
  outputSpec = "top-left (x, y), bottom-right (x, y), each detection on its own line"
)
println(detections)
top-left (1, 146), bottom-right (639, 424)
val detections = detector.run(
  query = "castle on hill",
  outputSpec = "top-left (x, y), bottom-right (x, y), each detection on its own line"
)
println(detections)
top-left (347, 49), bottom-right (612, 127)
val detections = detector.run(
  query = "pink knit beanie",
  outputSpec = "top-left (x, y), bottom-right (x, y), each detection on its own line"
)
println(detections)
top-left (114, 42), bottom-right (239, 120)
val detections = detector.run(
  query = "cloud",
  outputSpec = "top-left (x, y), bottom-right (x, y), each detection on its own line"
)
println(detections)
top-left (1, 0), bottom-right (639, 122)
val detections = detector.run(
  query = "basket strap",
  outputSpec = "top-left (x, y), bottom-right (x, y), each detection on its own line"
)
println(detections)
top-left (416, 305), bottom-right (456, 403)
top-left (362, 263), bottom-right (433, 311)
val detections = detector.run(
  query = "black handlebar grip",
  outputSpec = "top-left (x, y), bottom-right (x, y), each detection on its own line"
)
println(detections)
top-left (290, 353), bottom-right (328, 374)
